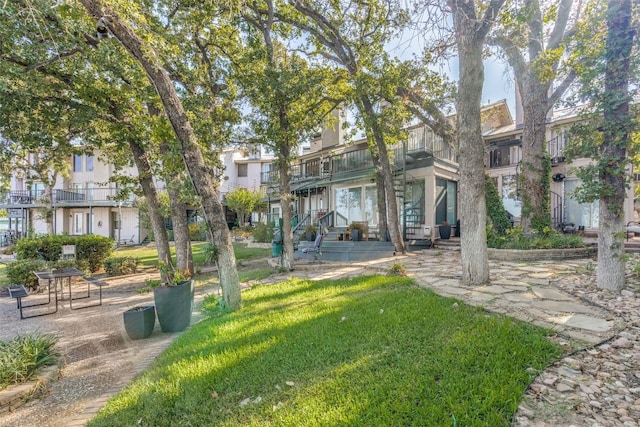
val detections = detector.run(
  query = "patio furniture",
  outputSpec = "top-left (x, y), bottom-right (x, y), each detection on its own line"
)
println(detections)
top-left (8, 283), bottom-right (57, 319)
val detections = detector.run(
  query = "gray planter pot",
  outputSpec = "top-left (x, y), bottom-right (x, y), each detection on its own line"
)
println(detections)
top-left (439, 225), bottom-right (451, 240)
top-left (153, 279), bottom-right (195, 333)
top-left (351, 229), bottom-right (361, 241)
top-left (123, 305), bottom-right (156, 339)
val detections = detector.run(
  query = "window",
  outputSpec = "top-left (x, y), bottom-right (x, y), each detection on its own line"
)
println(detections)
top-left (501, 175), bottom-right (521, 218)
top-left (435, 178), bottom-right (457, 225)
top-left (238, 164), bottom-right (248, 177)
top-left (564, 179), bottom-right (599, 228)
top-left (73, 155), bottom-right (83, 172)
top-left (86, 155), bottom-right (94, 171)
top-left (335, 187), bottom-right (362, 223)
top-left (73, 213), bottom-right (83, 235)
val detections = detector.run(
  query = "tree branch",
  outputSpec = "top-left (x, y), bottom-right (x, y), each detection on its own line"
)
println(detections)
top-left (549, 69), bottom-right (577, 106)
top-left (548, 0), bottom-right (574, 51)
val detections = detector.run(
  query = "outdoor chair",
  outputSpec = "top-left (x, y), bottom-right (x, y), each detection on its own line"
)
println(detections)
top-left (302, 234), bottom-right (323, 259)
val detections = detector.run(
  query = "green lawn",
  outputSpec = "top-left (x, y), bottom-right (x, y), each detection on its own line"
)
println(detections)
top-left (88, 275), bottom-right (562, 427)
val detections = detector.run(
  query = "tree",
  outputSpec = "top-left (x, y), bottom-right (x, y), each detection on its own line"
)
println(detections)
top-left (225, 187), bottom-right (264, 227)
top-left (449, 0), bottom-right (506, 285)
top-left (567, 0), bottom-right (637, 291)
top-left (78, 0), bottom-right (242, 310)
top-left (279, 1), bottom-right (451, 254)
top-left (0, 0), bottom-right (179, 269)
top-left (240, 1), bottom-right (341, 269)
top-left (490, 0), bottom-right (585, 233)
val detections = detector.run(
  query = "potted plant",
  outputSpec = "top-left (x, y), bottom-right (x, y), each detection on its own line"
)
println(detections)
top-left (349, 222), bottom-right (364, 241)
top-left (304, 224), bottom-right (317, 242)
top-left (152, 264), bottom-right (195, 333)
top-left (439, 220), bottom-right (451, 240)
top-left (123, 305), bottom-right (156, 339)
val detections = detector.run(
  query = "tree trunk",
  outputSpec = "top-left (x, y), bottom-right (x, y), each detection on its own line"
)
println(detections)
top-left (519, 82), bottom-right (551, 233)
top-left (279, 160), bottom-right (294, 270)
top-left (597, 0), bottom-right (635, 291)
top-left (375, 165), bottom-right (388, 241)
top-left (128, 140), bottom-right (172, 268)
top-left (449, 0), bottom-right (502, 285)
top-left (457, 42), bottom-right (489, 285)
top-left (360, 96), bottom-right (405, 253)
top-left (45, 184), bottom-right (54, 234)
top-left (79, 0), bottom-right (241, 310)
top-left (167, 183), bottom-right (193, 275)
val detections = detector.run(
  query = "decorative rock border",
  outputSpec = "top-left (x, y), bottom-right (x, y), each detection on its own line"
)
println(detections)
top-left (0, 362), bottom-right (61, 415)
top-left (488, 247), bottom-right (596, 262)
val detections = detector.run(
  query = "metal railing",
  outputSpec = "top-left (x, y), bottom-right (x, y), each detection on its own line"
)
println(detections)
top-left (1, 188), bottom-right (134, 206)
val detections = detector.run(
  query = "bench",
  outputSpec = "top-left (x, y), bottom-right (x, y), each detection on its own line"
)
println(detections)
top-left (67, 277), bottom-right (106, 310)
top-left (8, 284), bottom-right (57, 319)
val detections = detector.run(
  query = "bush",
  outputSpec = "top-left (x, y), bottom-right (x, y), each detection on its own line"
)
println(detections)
top-left (485, 175), bottom-right (512, 235)
top-left (103, 257), bottom-right (140, 276)
top-left (0, 333), bottom-right (59, 390)
top-left (203, 242), bottom-right (219, 264)
top-left (6, 259), bottom-right (48, 290)
top-left (189, 223), bottom-right (207, 241)
top-left (15, 234), bottom-right (113, 272)
top-left (487, 226), bottom-right (585, 250)
top-left (252, 222), bottom-right (274, 243)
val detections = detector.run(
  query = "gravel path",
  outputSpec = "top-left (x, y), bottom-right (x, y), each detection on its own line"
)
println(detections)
top-left (0, 271), bottom-right (217, 427)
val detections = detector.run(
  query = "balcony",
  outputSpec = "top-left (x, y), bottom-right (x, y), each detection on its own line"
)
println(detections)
top-left (261, 131), bottom-right (456, 187)
top-left (0, 187), bottom-right (134, 209)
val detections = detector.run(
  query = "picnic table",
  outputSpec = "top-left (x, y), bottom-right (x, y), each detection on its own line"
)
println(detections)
top-left (8, 268), bottom-right (105, 319)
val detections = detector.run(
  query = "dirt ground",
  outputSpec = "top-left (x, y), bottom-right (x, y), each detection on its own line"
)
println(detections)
top-left (0, 271), bottom-right (218, 427)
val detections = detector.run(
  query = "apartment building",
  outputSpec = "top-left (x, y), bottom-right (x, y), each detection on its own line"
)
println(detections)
top-left (0, 152), bottom-right (140, 245)
top-left (484, 103), bottom-right (636, 233)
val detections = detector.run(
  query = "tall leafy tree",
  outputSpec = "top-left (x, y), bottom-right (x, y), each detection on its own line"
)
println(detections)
top-left (567, 0), bottom-right (638, 291)
top-left (0, 0), bottom-right (174, 266)
top-left (489, 0), bottom-right (586, 233)
top-left (277, 0), bottom-right (451, 254)
top-left (448, 0), bottom-right (506, 285)
top-left (78, 0), bottom-right (242, 309)
top-left (240, 1), bottom-right (342, 269)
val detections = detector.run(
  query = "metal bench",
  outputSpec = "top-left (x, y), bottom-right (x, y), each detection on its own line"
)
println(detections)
top-left (70, 277), bottom-right (106, 310)
top-left (8, 284), bottom-right (57, 319)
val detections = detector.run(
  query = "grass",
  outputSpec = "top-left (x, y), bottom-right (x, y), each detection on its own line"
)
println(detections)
top-left (88, 275), bottom-right (563, 427)
top-left (0, 333), bottom-right (59, 390)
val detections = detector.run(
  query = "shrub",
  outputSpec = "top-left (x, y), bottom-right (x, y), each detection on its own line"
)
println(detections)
top-left (103, 257), bottom-right (140, 276)
top-left (203, 242), bottom-right (219, 264)
top-left (388, 262), bottom-right (406, 276)
top-left (0, 333), bottom-right (59, 390)
top-left (189, 223), bottom-right (207, 241)
top-left (487, 226), bottom-right (585, 250)
top-left (6, 259), bottom-right (48, 290)
top-left (252, 222), bottom-right (274, 243)
top-left (15, 234), bottom-right (113, 273)
top-left (485, 175), bottom-right (512, 235)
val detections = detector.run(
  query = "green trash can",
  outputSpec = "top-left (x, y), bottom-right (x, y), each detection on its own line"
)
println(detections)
top-left (272, 241), bottom-right (283, 257)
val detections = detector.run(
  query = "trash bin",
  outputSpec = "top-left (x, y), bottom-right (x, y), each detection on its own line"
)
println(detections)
top-left (272, 241), bottom-right (283, 257)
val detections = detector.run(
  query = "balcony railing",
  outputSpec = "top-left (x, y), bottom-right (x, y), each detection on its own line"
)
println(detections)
top-left (0, 187), bottom-right (134, 207)
top-left (547, 136), bottom-right (566, 163)
top-left (260, 125), bottom-right (456, 185)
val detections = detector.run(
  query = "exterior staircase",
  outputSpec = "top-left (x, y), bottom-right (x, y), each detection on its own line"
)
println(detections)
top-left (433, 237), bottom-right (461, 251)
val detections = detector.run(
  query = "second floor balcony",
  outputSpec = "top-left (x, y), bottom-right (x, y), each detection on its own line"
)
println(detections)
top-left (261, 126), bottom-right (457, 185)
top-left (0, 187), bottom-right (135, 209)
